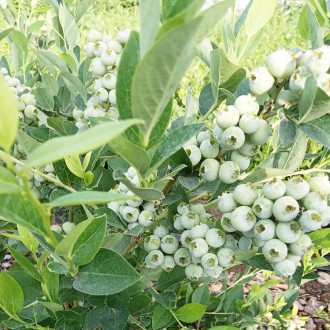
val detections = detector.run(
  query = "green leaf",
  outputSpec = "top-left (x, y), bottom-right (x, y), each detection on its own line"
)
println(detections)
top-left (176, 303), bottom-right (206, 323)
top-left (35, 50), bottom-right (69, 76)
top-left (307, 4), bottom-right (323, 49)
top-left (34, 87), bottom-right (54, 112)
top-left (140, 0), bottom-right (161, 57)
top-left (223, 285), bottom-right (243, 313)
top-left (149, 123), bottom-right (204, 170)
top-left (59, 5), bottom-right (78, 48)
top-left (244, 254), bottom-right (273, 271)
top-left (299, 114), bottom-right (330, 148)
top-left (156, 266), bottom-right (186, 291)
top-left (7, 247), bottom-right (40, 281)
top-left (131, 18), bottom-right (202, 145)
top-left (73, 249), bottom-right (140, 295)
top-left (75, 0), bottom-right (96, 22)
top-left (42, 73), bottom-right (59, 96)
top-left (16, 130), bottom-right (41, 154)
top-left (0, 28), bottom-right (14, 41)
top-left (0, 77), bottom-right (19, 152)
top-left (64, 154), bottom-right (85, 178)
top-left (279, 118), bottom-right (296, 146)
top-left (240, 168), bottom-right (292, 184)
top-left (55, 216), bottom-right (106, 266)
top-left (0, 166), bottom-right (22, 194)
top-left (47, 117), bottom-right (78, 136)
top-left (41, 267), bottom-right (59, 302)
top-left (298, 6), bottom-right (310, 41)
top-left (25, 119), bottom-right (143, 168)
top-left (209, 327), bottom-right (240, 330)
top-left (152, 305), bottom-right (174, 330)
top-left (10, 30), bottom-right (28, 61)
top-left (60, 72), bottom-right (87, 102)
top-left (309, 228), bottom-right (330, 248)
top-left (191, 283), bottom-right (210, 305)
top-left (0, 272), bottom-right (24, 316)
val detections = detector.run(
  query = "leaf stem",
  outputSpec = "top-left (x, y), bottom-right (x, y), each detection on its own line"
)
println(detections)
top-left (198, 102), bottom-right (218, 122)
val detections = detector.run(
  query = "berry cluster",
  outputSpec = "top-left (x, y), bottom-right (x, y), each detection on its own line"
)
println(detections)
top-left (73, 29), bottom-right (130, 130)
top-left (51, 222), bottom-right (76, 236)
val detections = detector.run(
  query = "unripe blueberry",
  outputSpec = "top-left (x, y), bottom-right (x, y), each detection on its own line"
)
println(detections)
top-left (205, 228), bottom-right (226, 248)
top-left (121, 206), bottom-right (139, 223)
top-left (102, 73), bottom-right (117, 90)
top-left (204, 265), bottom-right (223, 279)
top-left (201, 252), bottom-right (219, 270)
top-left (108, 40), bottom-right (123, 54)
top-left (184, 145), bottom-right (202, 166)
top-left (200, 158), bottom-right (220, 182)
top-left (20, 93), bottom-right (36, 106)
top-left (230, 150), bottom-right (250, 171)
top-left (212, 124), bottom-right (224, 143)
top-left (189, 238), bottom-right (209, 258)
top-left (8, 77), bottom-right (20, 87)
top-left (249, 67), bottom-right (275, 95)
top-left (285, 176), bottom-right (310, 200)
top-left (223, 234), bottom-right (238, 250)
top-left (289, 234), bottom-right (312, 256)
top-left (217, 248), bottom-right (235, 267)
top-left (275, 90), bottom-right (299, 108)
top-left (238, 137), bottom-right (259, 157)
top-left (196, 130), bottom-right (212, 144)
top-left (161, 234), bottom-right (179, 254)
top-left (262, 178), bottom-right (286, 200)
top-left (262, 239), bottom-right (288, 263)
top-left (125, 166), bottom-right (138, 179)
top-left (231, 206), bottom-right (257, 232)
top-left (51, 224), bottom-right (63, 234)
top-left (24, 105), bottom-right (38, 119)
top-left (273, 259), bottom-right (296, 277)
top-left (100, 49), bottom-right (117, 66)
top-left (95, 87), bottom-right (108, 102)
top-left (242, 228), bottom-right (255, 238)
top-left (184, 136), bottom-right (198, 147)
top-left (238, 236), bottom-right (253, 251)
top-left (273, 196), bottom-right (300, 222)
top-left (181, 211), bottom-right (200, 229)
top-left (218, 192), bottom-right (238, 213)
top-left (220, 126), bottom-right (245, 150)
top-left (177, 202), bottom-right (189, 215)
top-left (161, 255), bottom-right (176, 272)
top-left (252, 197), bottom-right (274, 219)
top-left (320, 206), bottom-right (330, 227)
top-left (92, 58), bottom-right (107, 76)
top-left (185, 264), bottom-right (204, 280)
top-left (216, 105), bottom-right (240, 129)
top-left (218, 161), bottom-right (240, 184)
top-left (286, 253), bottom-right (302, 267)
top-left (303, 192), bottom-right (328, 212)
top-left (145, 250), bottom-right (164, 268)
top-left (253, 219), bottom-right (276, 241)
top-left (220, 213), bottom-right (235, 232)
top-left (174, 248), bottom-right (192, 267)
top-left (181, 230), bottom-right (193, 248)
top-left (289, 68), bottom-right (307, 92)
top-left (308, 173), bottom-right (330, 195)
top-left (199, 138), bottom-right (219, 158)
top-left (88, 29), bottom-right (102, 42)
top-left (234, 94), bottom-right (259, 116)
top-left (233, 184), bottom-right (258, 206)
top-left (107, 201), bottom-right (120, 213)
top-left (276, 221), bottom-right (301, 243)
top-left (239, 113), bottom-right (260, 134)
top-left (93, 78), bottom-right (103, 91)
top-left (84, 42), bottom-right (96, 58)
top-left (93, 41), bottom-right (107, 57)
top-left (249, 119), bottom-right (271, 145)
top-left (316, 73), bottom-right (330, 96)
top-left (173, 215), bottom-right (185, 231)
top-left (138, 210), bottom-right (155, 227)
top-left (144, 235), bottom-right (161, 251)
top-left (191, 223), bottom-right (209, 239)
top-left (62, 222), bottom-right (76, 234)
top-left (253, 237), bottom-right (266, 247)
top-left (189, 204), bottom-right (206, 216)
top-left (118, 29), bottom-right (131, 44)
top-left (298, 210), bottom-right (322, 232)
top-left (266, 50), bottom-right (296, 79)
top-left (305, 47), bottom-right (330, 75)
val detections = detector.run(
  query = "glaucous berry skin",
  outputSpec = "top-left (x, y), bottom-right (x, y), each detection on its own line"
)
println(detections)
top-left (308, 173), bottom-right (330, 195)
top-left (204, 265), bottom-right (223, 279)
top-left (138, 210), bottom-right (155, 227)
top-left (238, 137), bottom-right (259, 157)
top-left (298, 210), bottom-right (322, 232)
top-left (216, 105), bottom-right (240, 129)
top-left (196, 130), bottom-right (212, 144)
top-left (249, 119), bottom-right (271, 145)
top-left (181, 211), bottom-right (200, 230)
top-left (102, 73), bottom-right (117, 90)
top-left (266, 50), bottom-right (296, 79)
top-left (253, 237), bottom-right (266, 247)
top-left (262, 178), bottom-right (287, 200)
top-left (145, 250), bottom-right (165, 268)
top-left (174, 248), bottom-right (192, 267)
top-left (108, 89), bottom-right (116, 104)
top-left (153, 226), bottom-right (169, 238)
top-left (220, 126), bottom-right (246, 150)
top-left (189, 238), bottom-right (209, 258)
top-left (212, 124), bottom-right (224, 143)
top-left (285, 176), bottom-right (310, 200)
top-left (173, 215), bottom-right (185, 231)
top-left (303, 192), bottom-right (328, 212)
top-left (276, 221), bottom-right (301, 244)
top-left (200, 158), bottom-right (220, 182)
top-left (273, 196), bottom-right (300, 222)
top-left (252, 197), bottom-right (274, 219)
top-left (144, 235), bottom-right (161, 252)
top-left (286, 253), bottom-right (302, 267)
top-left (180, 230), bottom-right (193, 248)
top-left (184, 145), bottom-right (202, 166)
top-left (320, 206), bottom-right (330, 227)
top-left (242, 228), bottom-right (255, 238)
top-left (191, 223), bottom-right (209, 239)
top-left (220, 213), bottom-right (235, 232)
top-left (249, 66), bottom-right (275, 95)
top-left (185, 264), bottom-right (204, 280)
top-left (233, 184), bottom-right (258, 206)
top-left (161, 256), bottom-right (176, 271)
top-left (177, 202), bottom-right (189, 215)
top-left (234, 94), bottom-right (259, 116)
top-left (62, 222), bottom-right (76, 234)
top-left (51, 224), bottom-right (63, 234)
top-left (238, 236), bottom-right (253, 251)
top-left (161, 235), bottom-right (179, 254)
top-left (199, 139), bottom-right (219, 159)
top-left (217, 247), bottom-right (235, 267)
top-left (230, 150), bottom-right (250, 171)
top-left (218, 161), bottom-right (240, 184)
top-left (316, 73), bottom-right (330, 96)
top-left (205, 228), bottom-right (226, 248)
top-left (189, 204), bottom-right (206, 216)
top-left (223, 234), bottom-right (238, 250)
top-left (126, 191), bottom-right (143, 207)
top-left (201, 253), bottom-right (219, 270)
top-left (88, 29), bottom-right (102, 42)
top-left (218, 192), bottom-right (238, 213)
top-left (305, 47), bottom-right (330, 75)
top-left (231, 206), bottom-right (257, 232)
top-left (253, 219), bottom-right (276, 241)
top-left (118, 29), bottom-right (131, 44)
top-left (92, 58), bottom-right (107, 76)
top-left (289, 234), bottom-right (312, 256)
top-left (289, 68), bottom-right (307, 92)
top-left (239, 114), bottom-right (260, 134)
top-left (262, 239), bottom-right (288, 263)
top-left (121, 206), bottom-right (140, 223)
top-left (273, 259), bottom-right (297, 277)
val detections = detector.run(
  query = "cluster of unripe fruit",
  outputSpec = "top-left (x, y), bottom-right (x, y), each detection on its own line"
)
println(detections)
top-left (51, 222), bottom-right (76, 236)
top-left (73, 29), bottom-right (131, 130)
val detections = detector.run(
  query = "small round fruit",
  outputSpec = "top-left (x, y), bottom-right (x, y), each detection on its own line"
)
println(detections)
top-left (92, 58), bottom-right (107, 76)
top-left (217, 248), bottom-right (235, 267)
top-left (273, 259), bottom-right (297, 277)
top-left (262, 239), bottom-right (288, 263)
top-left (177, 202), bottom-right (189, 215)
top-left (308, 173), bottom-right (330, 195)
top-left (285, 176), bottom-right (310, 200)
top-left (303, 192), bottom-right (328, 212)
top-left (185, 264), bottom-right (204, 280)
top-left (216, 105), bottom-right (240, 129)
top-left (204, 265), bottom-right (223, 279)
top-left (153, 226), bottom-right (169, 238)
top-left (233, 184), bottom-right (258, 206)
top-left (126, 191), bottom-right (143, 207)
top-left (218, 161), bottom-right (240, 184)
top-left (223, 234), bottom-right (238, 250)
top-left (249, 119), bottom-right (271, 145)
top-left (276, 221), bottom-right (301, 243)
top-left (199, 138), bottom-right (219, 158)
top-left (289, 234), bottom-right (312, 256)
top-left (196, 130), bottom-right (212, 144)
top-left (238, 236), bottom-right (254, 251)
top-left (181, 230), bottom-right (193, 248)
top-left (201, 253), bottom-right (219, 270)
top-left (266, 50), bottom-right (296, 79)
top-left (118, 29), bottom-right (131, 44)
top-left (306, 48), bottom-right (330, 75)
top-left (161, 234), bottom-right (179, 254)
top-left (220, 213), bottom-right (235, 233)
top-left (220, 126), bottom-right (246, 150)
top-left (189, 204), bottom-right (206, 216)
top-left (189, 238), bottom-right (209, 258)
top-left (230, 150), bottom-right (250, 171)
top-left (51, 225), bottom-right (63, 234)
top-left (184, 145), bottom-right (202, 166)
top-left (298, 210), bottom-right (322, 232)
top-left (173, 215), bottom-right (185, 231)
top-left (249, 66), bottom-right (275, 95)
top-left (273, 196), bottom-right (300, 222)
top-left (320, 206), bottom-right (330, 227)
top-left (289, 68), bottom-right (307, 92)
top-left (62, 222), bottom-right (76, 234)
top-left (252, 197), bottom-right (274, 219)
top-left (238, 137), bottom-right (259, 157)
top-left (174, 248), bottom-right (192, 267)
top-left (161, 255), bottom-right (176, 272)
top-left (231, 206), bottom-right (257, 232)
top-left (121, 206), bottom-right (139, 223)
top-left (234, 94), bottom-right (259, 116)
top-left (200, 158), bottom-right (220, 182)
top-left (286, 253), bottom-right (302, 267)
top-left (181, 211), bottom-right (200, 229)
top-left (145, 250), bottom-right (165, 268)
top-left (262, 178), bottom-right (286, 200)
top-left (101, 73), bottom-right (117, 90)
top-left (205, 228), bottom-right (226, 248)
top-left (253, 219), bottom-right (276, 241)
top-left (144, 235), bottom-right (161, 252)
top-left (253, 237), bottom-right (266, 247)
top-left (191, 223), bottom-right (209, 239)
top-left (138, 210), bottom-right (155, 227)
top-left (218, 192), bottom-right (238, 213)
top-left (239, 114), bottom-right (260, 134)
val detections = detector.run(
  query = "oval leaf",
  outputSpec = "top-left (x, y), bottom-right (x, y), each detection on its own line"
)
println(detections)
top-left (175, 303), bottom-right (206, 323)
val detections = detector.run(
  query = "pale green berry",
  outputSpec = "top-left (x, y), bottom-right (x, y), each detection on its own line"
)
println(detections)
top-left (233, 184), bottom-right (258, 206)
top-left (289, 234), bottom-right (312, 256)
top-left (153, 225), bottom-right (169, 238)
top-left (252, 197), bottom-right (274, 219)
top-left (174, 248), bottom-right (192, 267)
top-left (266, 50), bottom-right (296, 79)
top-left (217, 248), bottom-right (235, 267)
top-left (200, 158), bottom-right (220, 182)
top-left (180, 230), bottom-right (193, 248)
top-left (62, 222), bottom-right (76, 234)
top-left (189, 238), bottom-right (209, 258)
top-left (239, 114), bottom-right (260, 134)
top-left (218, 161), bottom-right (240, 184)
top-left (218, 192), bottom-right (238, 213)
top-left (230, 150), bottom-right (250, 171)
top-left (262, 239), bottom-right (288, 263)
top-left (184, 145), bottom-right (202, 166)
top-left (145, 250), bottom-right (164, 268)
top-left (285, 176), bottom-right (310, 200)
top-left (200, 138), bottom-right (219, 158)
top-left (249, 66), bottom-right (275, 95)
top-left (238, 137), bottom-right (259, 157)
top-left (216, 105), bottom-right (240, 129)
top-left (144, 235), bottom-right (161, 252)
top-left (191, 223), bottom-right (209, 239)
top-left (161, 255), bottom-right (176, 272)
top-left (220, 213), bottom-right (235, 233)
top-left (276, 221), bottom-right (301, 243)
top-left (201, 252), bottom-right (218, 270)
top-left (298, 210), bottom-right (322, 232)
top-left (161, 234), bottom-right (179, 254)
top-left (249, 119), bottom-right (271, 145)
top-left (138, 210), bottom-right (155, 227)
top-left (181, 211), bottom-right (200, 230)
top-left (253, 219), bottom-right (276, 241)
top-left (234, 94), bottom-right (259, 116)
top-left (303, 192), bottom-right (328, 212)
top-left (262, 178), bottom-right (286, 200)
top-left (205, 228), bottom-right (226, 248)
top-left (273, 259), bottom-right (296, 277)
top-left (51, 224), bottom-right (63, 234)
top-left (220, 126), bottom-right (246, 150)
top-left (231, 206), bottom-right (257, 232)
top-left (308, 173), bottom-right (330, 195)
top-left (185, 264), bottom-right (204, 280)
top-left (273, 196), bottom-right (300, 222)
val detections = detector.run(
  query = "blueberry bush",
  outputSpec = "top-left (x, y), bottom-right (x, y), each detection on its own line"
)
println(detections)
top-left (0, 0), bottom-right (329, 329)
